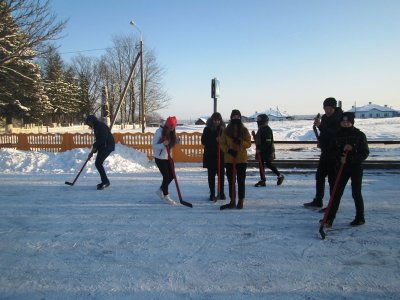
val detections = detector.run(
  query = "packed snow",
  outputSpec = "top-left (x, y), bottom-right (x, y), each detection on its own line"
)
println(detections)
top-left (0, 118), bottom-right (399, 299)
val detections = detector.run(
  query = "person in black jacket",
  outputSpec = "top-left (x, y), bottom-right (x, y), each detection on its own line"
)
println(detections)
top-left (323, 112), bottom-right (369, 227)
top-left (304, 97), bottom-right (343, 208)
top-left (85, 115), bottom-right (115, 190)
top-left (201, 112), bottom-right (226, 201)
top-left (252, 114), bottom-right (284, 186)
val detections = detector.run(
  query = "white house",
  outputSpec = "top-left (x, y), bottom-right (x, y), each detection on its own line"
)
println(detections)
top-left (347, 102), bottom-right (399, 119)
top-left (248, 107), bottom-right (292, 121)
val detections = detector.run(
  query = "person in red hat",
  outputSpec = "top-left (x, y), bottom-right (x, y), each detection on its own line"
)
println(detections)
top-left (152, 116), bottom-right (180, 204)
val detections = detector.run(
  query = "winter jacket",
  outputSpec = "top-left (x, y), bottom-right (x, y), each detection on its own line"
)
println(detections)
top-left (318, 107), bottom-right (343, 153)
top-left (152, 126), bottom-right (175, 160)
top-left (220, 123), bottom-right (251, 164)
top-left (255, 124), bottom-right (275, 161)
top-left (201, 118), bottom-right (225, 168)
top-left (329, 126), bottom-right (369, 166)
top-left (92, 119), bottom-right (115, 152)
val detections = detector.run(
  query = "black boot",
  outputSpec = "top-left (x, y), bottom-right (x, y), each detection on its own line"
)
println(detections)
top-left (236, 198), bottom-right (244, 209)
top-left (97, 181), bottom-right (110, 190)
top-left (304, 198), bottom-right (323, 208)
top-left (218, 194), bottom-right (226, 200)
top-left (350, 217), bottom-right (365, 226)
top-left (209, 194), bottom-right (217, 202)
top-left (254, 180), bottom-right (266, 187)
top-left (220, 200), bottom-right (236, 210)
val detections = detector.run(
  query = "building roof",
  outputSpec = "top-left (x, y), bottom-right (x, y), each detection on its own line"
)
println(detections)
top-left (347, 103), bottom-right (398, 113)
top-left (248, 107), bottom-right (290, 119)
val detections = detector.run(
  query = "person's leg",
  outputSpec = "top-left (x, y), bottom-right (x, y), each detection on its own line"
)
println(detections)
top-left (208, 166), bottom-right (217, 200)
top-left (155, 158), bottom-right (173, 196)
top-left (95, 150), bottom-right (111, 184)
top-left (236, 163), bottom-right (247, 209)
top-left (350, 165), bottom-right (365, 225)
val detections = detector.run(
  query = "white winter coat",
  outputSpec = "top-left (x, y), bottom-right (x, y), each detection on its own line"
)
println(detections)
top-left (152, 126), bottom-right (169, 160)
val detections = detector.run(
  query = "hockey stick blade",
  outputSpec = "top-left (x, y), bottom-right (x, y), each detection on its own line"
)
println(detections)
top-left (180, 199), bottom-right (193, 208)
top-left (319, 226), bottom-right (326, 240)
top-left (65, 181), bottom-right (74, 186)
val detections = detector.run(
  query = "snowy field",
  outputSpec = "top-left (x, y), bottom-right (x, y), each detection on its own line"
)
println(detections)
top-left (0, 117), bottom-right (399, 299)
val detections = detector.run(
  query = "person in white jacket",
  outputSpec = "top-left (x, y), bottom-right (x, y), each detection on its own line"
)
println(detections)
top-left (152, 116), bottom-right (179, 204)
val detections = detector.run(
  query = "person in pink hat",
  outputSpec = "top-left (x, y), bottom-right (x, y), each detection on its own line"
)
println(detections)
top-left (152, 116), bottom-right (180, 204)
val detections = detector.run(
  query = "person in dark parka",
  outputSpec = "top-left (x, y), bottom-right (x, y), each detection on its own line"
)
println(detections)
top-left (304, 97), bottom-right (343, 208)
top-left (85, 115), bottom-right (115, 190)
top-left (323, 112), bottom-right (369, 227)
top-left (252, 113), bottom-right (285, 186)
top-left (201, 112), bottom-right (226, 201)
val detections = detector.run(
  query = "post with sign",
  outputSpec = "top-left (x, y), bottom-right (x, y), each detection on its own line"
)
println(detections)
top-left (211, 78), bottom-right (220, 113)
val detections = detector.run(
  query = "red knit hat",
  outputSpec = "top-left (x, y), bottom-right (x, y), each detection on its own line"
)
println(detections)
top-left (165, 116), bottom-right (177, 129)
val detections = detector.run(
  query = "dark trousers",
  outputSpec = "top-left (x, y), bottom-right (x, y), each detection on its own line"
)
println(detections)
top-left (155, 158), bottom-right (174, 196)
top-left (328, 164), bottom-right (365, 220)
top-left (95, 149), bottom-right (112, 184)
top-left (207, 163), bottom-right (225, 197)
top-left (258, 155), bottom-right (280, 181)
top-left (226, 163), bottom-right (247, 201)
top-left (315, 153), bottom-right (335, 202)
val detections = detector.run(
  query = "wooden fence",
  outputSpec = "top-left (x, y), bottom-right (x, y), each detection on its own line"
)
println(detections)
top-left (0, 132), bottom-right (204, 163)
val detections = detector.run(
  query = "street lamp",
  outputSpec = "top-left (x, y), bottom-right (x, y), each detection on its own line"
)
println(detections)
top-left (130, 20), bottom-right (145, 133)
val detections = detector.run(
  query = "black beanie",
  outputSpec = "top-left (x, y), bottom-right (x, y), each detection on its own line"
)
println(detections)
top-left (257, 114), bottom-right (269, 124)
top-left (323, 97), bottom-right (337, 108)
top-left (341, 112), bottom-right (355, 125)
top-left (230, 109), bottom-right (241, 119)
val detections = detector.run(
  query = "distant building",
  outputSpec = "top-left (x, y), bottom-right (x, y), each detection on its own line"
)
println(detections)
top-left (194, 117), bottom-right (208, 125)
top-left (347, 102), bottom-right (399, 119)
top-left (248, 107), bottom-right (292, 122)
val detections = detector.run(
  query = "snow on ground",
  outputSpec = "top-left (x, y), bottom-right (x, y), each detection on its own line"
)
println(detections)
top-left (0, 117), bottom-right (399, 299)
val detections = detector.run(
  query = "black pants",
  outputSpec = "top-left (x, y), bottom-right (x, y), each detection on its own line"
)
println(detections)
top-left (207, 163), bottom-right (225, 197)
top-left (95, 149), bottom-right (112, 184)
top-left (315, 153), bottom-right (335, 202)
top-left (328, 164), bottom-right (365, 220)
top-left (226, 163), bottom-right (247, 201)
top-left (258, 155), bottom-right (280, 181)
top-left (155, 158), bottom-right (174, 196)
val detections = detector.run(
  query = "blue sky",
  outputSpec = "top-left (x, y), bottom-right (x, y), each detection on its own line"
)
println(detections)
top-left (51, 0), bottom-right (400, 120)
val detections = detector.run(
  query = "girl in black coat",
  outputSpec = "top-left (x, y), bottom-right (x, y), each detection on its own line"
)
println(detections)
top-left (201, 112), bottom-right (226, 201)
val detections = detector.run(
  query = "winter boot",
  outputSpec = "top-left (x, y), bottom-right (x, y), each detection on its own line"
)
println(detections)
top-left (254, 180), bottom-right (266, 187)
top-left (218, 194), bottom-right (226, 200)
top-left (304, 198), bottom-right (323, 208)
top-left (350, 217), bottom-right (365, 226)
top-left (209, 194), bottom-right (217, 202)
top-left (277, 175), bottom-right (285, 186)
top-left (236, 198), bottom-right (244, 209)
top-left (156, 188), bottom-right (164, 200)
top-left (97, 181), bottom-right (110, 190)
top-left (220, 199), bottom-right (236, 210)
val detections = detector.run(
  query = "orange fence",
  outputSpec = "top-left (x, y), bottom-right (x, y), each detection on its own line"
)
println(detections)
top-left (0, 132), bottom-right (204, 163)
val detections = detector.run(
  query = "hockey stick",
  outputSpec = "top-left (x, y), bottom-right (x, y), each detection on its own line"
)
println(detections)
top-left (319, 151), bottom-right (348, 239)
top-left (65, 154), bottom-right (92, 186)
top-left (166, 146), bottom-right (193, 208)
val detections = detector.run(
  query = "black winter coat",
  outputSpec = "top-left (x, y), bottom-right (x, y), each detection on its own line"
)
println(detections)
top-left (329, 126), bottom-right (369, 166)
top-left (92, 120), bottom-right (115, 152)
top-left (201, 118), bottom-right (225, 168)
top-left (255, 124), bottom-right (275, 161)
top-left (318, 108), bottom-right (343, 153)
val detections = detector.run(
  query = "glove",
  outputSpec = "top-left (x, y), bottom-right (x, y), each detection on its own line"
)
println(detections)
top-left (228, 149), bottom-right (238, 157)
